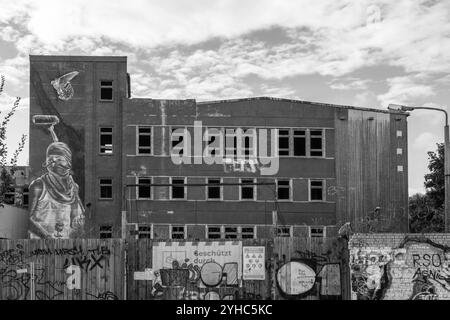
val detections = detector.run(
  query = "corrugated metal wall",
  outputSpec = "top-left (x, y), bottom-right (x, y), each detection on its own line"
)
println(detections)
top-left (335, 109), bottom-right (408, 232)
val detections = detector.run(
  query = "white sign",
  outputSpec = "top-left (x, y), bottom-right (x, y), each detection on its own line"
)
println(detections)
top-left (152, 241), bottom-right (242, 285)
top-left (277, 261), bottom-right (316, 295)
top-left (243, 246), bottom-right (265, 280)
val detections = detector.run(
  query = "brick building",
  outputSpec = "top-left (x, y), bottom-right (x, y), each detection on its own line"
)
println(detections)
top-left (29, 55), bottom-right (409, 240)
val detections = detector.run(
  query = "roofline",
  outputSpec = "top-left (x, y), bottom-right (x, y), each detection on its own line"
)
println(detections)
top-left (197, 96), bottom-right (408, 115)
top-left (30, 55), bottom-right (127, 62)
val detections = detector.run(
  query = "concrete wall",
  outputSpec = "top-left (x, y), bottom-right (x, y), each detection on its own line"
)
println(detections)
top-left (0, 205), bottom-right (28, 239)
top-left (349, 233), bottom-right (450, 300)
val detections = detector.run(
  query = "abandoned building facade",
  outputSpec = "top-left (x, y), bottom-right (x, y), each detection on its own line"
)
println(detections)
top-left (29, 55), bottom-right (409, 240)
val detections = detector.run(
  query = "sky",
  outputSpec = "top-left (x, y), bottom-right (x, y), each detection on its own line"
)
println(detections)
top-left (0, 0), bottom-right (449, 195)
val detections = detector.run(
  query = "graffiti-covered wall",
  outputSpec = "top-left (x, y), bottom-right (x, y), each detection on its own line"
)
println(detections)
top-left (127, 237), bottom-right (349, 300)
top-left (349, 234), bottom-right (450, 300)
top-left (0, 239), bottom-right (124, 300)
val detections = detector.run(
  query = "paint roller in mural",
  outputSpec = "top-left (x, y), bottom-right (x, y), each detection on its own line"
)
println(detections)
top-left (28, 114), bottom-right (85, 239)
top-left (51, 71), bottom-right (79, 101)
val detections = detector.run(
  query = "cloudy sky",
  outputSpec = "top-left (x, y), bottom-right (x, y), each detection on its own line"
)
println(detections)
top-left (0, 0), bottom-right (449, 195)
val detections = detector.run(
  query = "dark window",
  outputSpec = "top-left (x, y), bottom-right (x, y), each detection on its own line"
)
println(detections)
top-left (100, 127), bottom-right (113, 154)
top-left (277, 226), bottom-right (291, 237)
top-left (138, 127), bottom-right (152, 154)
top-left (100, 81), bottom-right (113, 101)
top-left (225, 227), bottom-right (238, 239)
top-left (278, 129), bottom-right (290, 156)
top-left (310, 130), bottom-right (323, 157)
top-left (207, 178), bottom-right (221, 200)
top-left (171, 177), bottom-right (185, 199)
top-left (171, 226), bottom-right (185, 239)
top-left (310, 180), bottom-right (324, 201)
top-left (138, 225), bottom-right (151, 239)
top-left (138, 177), bottom-right (151, 199)
top-left (100, 225), bottom-right (112, 239)
top-left (241, 179), bottom-right (255, 200)
top-left (310, 226), bottom-right (325, 238)
top-left (293, 130), bottom-right (306, 156)
top-left (241, 227), bottom-right (255, 239)
top-left (99, 178), bottom-right (112, 199)
top-left (207, 226), bottom-right (222, 239)
top-left (277, 180), bottom-right (290, 200)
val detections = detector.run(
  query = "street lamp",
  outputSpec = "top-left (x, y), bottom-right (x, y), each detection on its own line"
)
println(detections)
top-left (388, 103), bottom-right (450, 232)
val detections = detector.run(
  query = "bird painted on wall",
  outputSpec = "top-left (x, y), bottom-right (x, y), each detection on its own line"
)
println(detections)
top-left (51, 71), bottom-right (79, 101)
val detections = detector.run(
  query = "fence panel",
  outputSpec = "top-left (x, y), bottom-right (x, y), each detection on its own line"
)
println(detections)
top-left (0, 239), bottom-right (124, 300)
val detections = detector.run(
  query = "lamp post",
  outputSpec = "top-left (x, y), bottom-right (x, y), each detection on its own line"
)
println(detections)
top-left (388, 104), bottom-right (450, 232)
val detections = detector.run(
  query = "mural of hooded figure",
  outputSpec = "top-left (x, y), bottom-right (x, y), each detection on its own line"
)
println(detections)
top-left (29, 141), bottom-right (85, 239)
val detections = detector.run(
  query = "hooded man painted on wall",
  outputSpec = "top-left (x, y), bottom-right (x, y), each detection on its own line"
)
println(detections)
top-left (29, 141), bottom-right (85, 239)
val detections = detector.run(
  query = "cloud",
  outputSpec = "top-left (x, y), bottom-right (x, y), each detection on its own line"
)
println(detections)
top-left (412, 132), bottom-right (439, 151)
top-left (0, 0), bottom-right (448, 80)
top-left (377, 76), bottom-right (435, 108)
top-left (328, 78), bottom-right (370, 90)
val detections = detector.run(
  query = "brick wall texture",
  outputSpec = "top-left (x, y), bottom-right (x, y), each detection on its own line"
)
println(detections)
top-left (349, 233), bottom-right (450, 300)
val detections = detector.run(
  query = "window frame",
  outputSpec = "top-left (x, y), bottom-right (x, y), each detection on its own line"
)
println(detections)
top-left (137, 224), bottom-right (152, 239)
top-left (99, 225), bottom-right (113, 239)
top-left (99, 178), bottom-right (113, 200)
top-left (99, 80), bottom-right (114, 102)
top-left (276, 179), bottom-right (292, 201)
top-left (206, 177), bottom-right (223, 201)
top-left (99, 127), bottom-right (114, 155)
top-left (240, 178), bottom-right (256, 201)
top-left (309, 179), bottom-right (326, 202)
top-left (309, 226), bottom-right (326, 238)
top-left (276, 226), bottom-right (292, 237)
top-left (136, 177), bottom-right (152, 200)
top-left (206, 225), bottom-right (222, 240)
top-left (309, 129), bottom-right (324, 157)
top-left (293, 129), bottom-right (306, 157)
top-left (170, 225), bottom-right (186, 240)
top-left (278, 129), bottom-right (291, 157)
top-left (170, 177), bottom-right (187, 200)
top-left (241, 226), bottom-right (255, 239)
top-left (136, 126), bottom-right (153, 155)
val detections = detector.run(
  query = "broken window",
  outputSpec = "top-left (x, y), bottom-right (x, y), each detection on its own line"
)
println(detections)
top-left (99, 178), bottom-right (113, 199)
top-left (224, 226), bottom-right (238, 239)
top-left (277, 226), bottom-right (291, 237)
top-left (100, 80), bottom-right (113, 101)
top-left (138, 224), bottom-right (152, 239)
top-left (241, 227), bottom-right (255, 239)
top-left (207, 226), bottom-right (222, 239)
top-left (99, 127), bottom-right (113, 154)
top-left (171, 226), bottom-right (185, 239)
top-left (137, 127), bottom-right (152, 154)
top-left (100, 225), bottom-right (112, 239)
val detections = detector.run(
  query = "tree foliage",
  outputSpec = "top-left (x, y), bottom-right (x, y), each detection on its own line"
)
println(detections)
top-left (409, 143), bottom-right (445, 232)
top-left (424, 142), bottom-right (444, 208)
top-left (0, 75), bottom-right (27, 206)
